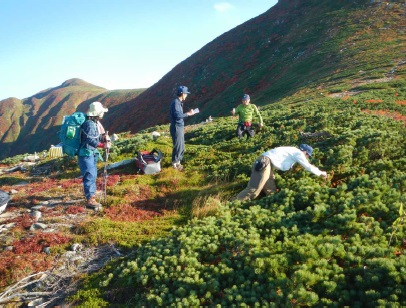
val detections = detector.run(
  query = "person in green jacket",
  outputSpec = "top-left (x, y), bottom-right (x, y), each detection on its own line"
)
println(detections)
top-left (231, 94), bottom-right (264, 139)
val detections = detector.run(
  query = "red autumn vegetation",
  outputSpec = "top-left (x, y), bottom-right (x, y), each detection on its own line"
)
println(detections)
top-left (0, 251), bottom-right (54, 288)
top-left (7, 213), bottom-right (36, 229)
top-left (12, 232), bottom-right (72, 254)
top-left (362, 109), bottom-right (406, 126)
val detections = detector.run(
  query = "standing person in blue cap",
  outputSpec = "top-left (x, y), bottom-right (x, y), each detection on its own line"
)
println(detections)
top-left (231, 94), bottom-right (264, 139)
top-left (169, 86), bottom-right (195, 171)
top-left (235, 144), bottom-right (328, 201)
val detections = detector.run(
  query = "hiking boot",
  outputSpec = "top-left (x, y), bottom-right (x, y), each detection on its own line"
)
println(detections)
top-left (86, 197), bottom-right (102, 211)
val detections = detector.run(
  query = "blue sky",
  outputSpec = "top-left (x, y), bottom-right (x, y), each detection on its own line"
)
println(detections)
top-left (0, 0), bottom-right (277, 100)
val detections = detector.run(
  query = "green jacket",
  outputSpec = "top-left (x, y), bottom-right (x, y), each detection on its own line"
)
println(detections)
top-left (235, 103), bottom-right (263, 125)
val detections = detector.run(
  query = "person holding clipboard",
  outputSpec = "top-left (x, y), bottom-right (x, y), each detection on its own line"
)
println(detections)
top-left (169, 85), bottom-right (197, 171)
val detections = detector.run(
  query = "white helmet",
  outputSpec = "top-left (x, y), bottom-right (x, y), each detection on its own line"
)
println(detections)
top-left (87, 101), bottom-right (108, 117)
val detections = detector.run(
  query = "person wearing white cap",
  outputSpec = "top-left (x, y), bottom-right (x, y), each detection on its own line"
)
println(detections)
top-left (78, 101), bottom-right (110, 210)
top-left (235, 144), bottom-right (328, 201)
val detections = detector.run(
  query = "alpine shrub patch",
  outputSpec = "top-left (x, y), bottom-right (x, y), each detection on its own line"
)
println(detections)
top-left (71, 97), bottom-right (405, 306)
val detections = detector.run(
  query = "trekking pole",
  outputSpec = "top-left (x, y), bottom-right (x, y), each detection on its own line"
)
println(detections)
top-left (100, 131), bottom-right (110, 204)
top-left (102, 147), bottom-right (109, 204)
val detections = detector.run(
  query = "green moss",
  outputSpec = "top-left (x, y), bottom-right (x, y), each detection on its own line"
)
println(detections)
top-left (74, 214), bottom-right (184, 249)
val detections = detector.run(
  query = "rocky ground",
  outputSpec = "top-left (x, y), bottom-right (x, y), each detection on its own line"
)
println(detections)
top-left (0, 160), bottom-right (125, 307)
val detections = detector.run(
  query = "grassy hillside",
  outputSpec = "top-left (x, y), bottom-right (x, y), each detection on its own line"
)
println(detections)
top-left (107, 1), bottom-right (405, 133)
top-left (1, 2), bottom-right (403, 162)
top-left (62, 73), bottom-right (404, 306)
top-left (0, 76), bottom-right (404, 305)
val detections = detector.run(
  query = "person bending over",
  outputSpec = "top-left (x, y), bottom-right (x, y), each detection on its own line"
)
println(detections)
top-left (235, 144), bottom-right (328, 201)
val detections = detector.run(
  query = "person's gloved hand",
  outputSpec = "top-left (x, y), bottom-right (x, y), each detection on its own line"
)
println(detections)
top-left (320, 171), bottom-right (328, 180)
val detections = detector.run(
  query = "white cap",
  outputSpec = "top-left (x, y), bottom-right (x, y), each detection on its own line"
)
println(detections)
top-left (87, 101), bottom-right (108, 117)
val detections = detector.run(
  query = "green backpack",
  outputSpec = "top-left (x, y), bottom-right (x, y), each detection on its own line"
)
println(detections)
top-left (58, 112), bottom-right (86, 156)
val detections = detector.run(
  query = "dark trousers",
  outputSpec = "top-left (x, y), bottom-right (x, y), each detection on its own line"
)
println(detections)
top-left (170, 124), bottom-right (185, 163)
top-left (236, 124), bottom-right (255, 139)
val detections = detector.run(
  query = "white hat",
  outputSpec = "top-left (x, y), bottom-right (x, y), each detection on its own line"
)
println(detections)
top-left (87, 101), bottom-right (108, 117)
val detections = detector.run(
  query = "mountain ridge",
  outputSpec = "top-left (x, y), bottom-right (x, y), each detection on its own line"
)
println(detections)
top-left (106, 0), bottom-right (405, 132)
top-left (0, 0), bottom-right (404, 160)
top-left (0, 80), bottom-right (144, 159)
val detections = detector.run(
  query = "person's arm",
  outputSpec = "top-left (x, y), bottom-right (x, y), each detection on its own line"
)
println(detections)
top-left (295, 152), bottom-right (326, 178)
top-left (253, 104), bottom-right (264, 126)
top-left (172, 100), bottom-right (191, 119)
top-left (234, 105), bottom-right (243, 122)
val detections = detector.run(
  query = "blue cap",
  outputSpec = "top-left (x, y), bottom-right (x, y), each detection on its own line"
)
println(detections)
top-left (299, 144), bottom-right (314, 157)
top-left (177, 86), bottom-right (190, 95)
top-left (242, 94), bottom-right (250, 100)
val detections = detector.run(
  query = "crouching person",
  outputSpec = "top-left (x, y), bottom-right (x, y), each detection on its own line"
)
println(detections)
top-left (231, 94), bottom-right (264, 139)
top-left (78, 101), bottom-right (110, 210)
top-left (235, 144), bottom-right (328, 201)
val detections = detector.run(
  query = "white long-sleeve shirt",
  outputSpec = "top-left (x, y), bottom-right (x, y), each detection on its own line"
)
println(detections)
top-left (262, 146), bottom-right (323, 176)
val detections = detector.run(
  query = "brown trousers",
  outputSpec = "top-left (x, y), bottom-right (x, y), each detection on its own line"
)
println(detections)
top-left (236, 155), bottom-right (277, 201)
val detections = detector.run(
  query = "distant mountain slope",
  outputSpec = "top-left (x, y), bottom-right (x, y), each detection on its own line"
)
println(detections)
top-left (107, 0), bottom-right (405, 133)
top-left (0, 78), bottom-right (144, 159)
top-left (1, 1), bottom-right (404, 159)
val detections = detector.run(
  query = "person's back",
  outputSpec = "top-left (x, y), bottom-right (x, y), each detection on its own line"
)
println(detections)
top-left (263, 146), bottom-right (324, 175)
top-left (235, 144), bottom-right (328, 201)
top-left (79, 119), bottom-right (100, 156)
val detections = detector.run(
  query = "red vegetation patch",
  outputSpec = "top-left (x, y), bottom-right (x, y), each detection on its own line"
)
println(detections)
top-left (7, 213), bottom-right (36, 229)
top-left (97, 174), bottom-right (120, 188)
top-left (362, 109), bottom-right (406, 126)
top-left (365, 99), bottom-right (383, 103)
top-left (105, 204), bottom-right (160, 222)
top-left (41, 205), bottom-right (64, 217)
top-left (12, 232), bottom-right (72, 254)
top-left (0, 251), bottom-right (54, 288)
top-left (396, 100), bottom-right (406, 105)
top-left (60, 178), bottom-right (82, 189)
top-left (25, 178), bottom-right (60, 195)
top-left (65, 205), bottom-right (86, 214)
top-left (4, 206), bottom-right (19, 213)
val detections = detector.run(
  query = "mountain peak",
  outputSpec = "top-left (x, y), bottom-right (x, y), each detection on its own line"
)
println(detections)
top-left (61, 78), bottom-right (104, 89)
